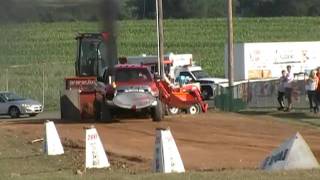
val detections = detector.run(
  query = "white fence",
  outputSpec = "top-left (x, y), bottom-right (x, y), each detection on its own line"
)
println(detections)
top-left (0, 63), bottom-right (74, 111)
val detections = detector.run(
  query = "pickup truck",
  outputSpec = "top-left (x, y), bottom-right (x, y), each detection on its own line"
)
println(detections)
top-left (174, 66), bottom-right (228, 100)
top-left (100, 64), bottom-right (164, 122)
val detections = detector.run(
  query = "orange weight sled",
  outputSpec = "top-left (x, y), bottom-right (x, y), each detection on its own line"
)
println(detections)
top-left (156, 80), bottom-right (208, 113)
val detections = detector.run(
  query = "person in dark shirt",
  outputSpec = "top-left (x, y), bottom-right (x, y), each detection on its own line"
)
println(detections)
top-left (277, 70), bottom-right (286, 111)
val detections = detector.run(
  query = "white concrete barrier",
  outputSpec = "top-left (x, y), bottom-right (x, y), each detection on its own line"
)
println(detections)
top-left (153, 128), bottom-right (185, 173)
top-left (43, 121), bottom-right (64, 155)
top-left (85, 126), bottom-right (110, 169)
top-left (261, 132), bottom-right (319, 171)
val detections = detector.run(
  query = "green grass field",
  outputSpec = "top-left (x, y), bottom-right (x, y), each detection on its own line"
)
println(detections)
top-left (0, 17), bottom-right (320, 110)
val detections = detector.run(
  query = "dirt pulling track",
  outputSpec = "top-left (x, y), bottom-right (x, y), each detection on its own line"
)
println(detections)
top-left (2, 111), bottom-right (320, 171)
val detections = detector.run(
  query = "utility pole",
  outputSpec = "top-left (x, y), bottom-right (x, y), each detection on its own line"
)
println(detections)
top-left (227, 0), bottom-right (234, 111)
top-left (227, 0), bottom-right (234, 87)
top-left (156, 0), bottom-right (164, 79)
top-left (42, 63), bottom-right (45, 110)
top-left (6, 68), bottom-right (9, 91)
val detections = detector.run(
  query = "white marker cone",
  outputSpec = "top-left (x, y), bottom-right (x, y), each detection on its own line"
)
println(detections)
top-left (153, 128), bottom-right (185, 173)
top-left (85, 126), bottom-right (110, 169)
top-left (261, 132), bottom-right (319, 171)
top-left (43, 121), bottom-right (64, 155)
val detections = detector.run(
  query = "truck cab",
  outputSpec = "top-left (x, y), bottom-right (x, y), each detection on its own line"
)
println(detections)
top-left (112, 64), bottom-right (159, 98)
top-left (75, 33), bottom-right (117, 80)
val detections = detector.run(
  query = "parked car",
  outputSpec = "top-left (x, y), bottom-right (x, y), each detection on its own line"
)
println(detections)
top-left (0, 91), bottom-right (43, 118)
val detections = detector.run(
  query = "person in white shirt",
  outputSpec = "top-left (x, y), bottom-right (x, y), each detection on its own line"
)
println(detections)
top-left (305, 70), bottom-right (319, 113)
top-left (277, 70), bottom-right (286, 111)
top-left (284, 65), bottom-right (294, 112)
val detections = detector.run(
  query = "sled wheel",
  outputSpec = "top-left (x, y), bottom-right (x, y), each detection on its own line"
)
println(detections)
top-left (168, 107), bottom-right (180, 115)
top-left (187, 104), bottom-right (200, 115)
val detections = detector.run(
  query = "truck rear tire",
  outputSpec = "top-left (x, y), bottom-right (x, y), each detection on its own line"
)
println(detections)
top-left (151, 99), bottom-right (163, 122)
top-left (95, 100), bottom-right (112, 122)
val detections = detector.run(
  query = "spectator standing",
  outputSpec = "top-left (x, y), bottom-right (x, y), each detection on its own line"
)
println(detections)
top-left (305, 70), bottom-right (319, 113)
top-left (284, 65), bottom-right (294, 112)
top-left (277, 70), bottom-right (286, 111)
top-left (316, 67), bottom-right (320, 109)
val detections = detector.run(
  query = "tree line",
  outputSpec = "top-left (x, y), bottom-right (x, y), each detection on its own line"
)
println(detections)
top-left (0, 0), bottom-right (320, 23)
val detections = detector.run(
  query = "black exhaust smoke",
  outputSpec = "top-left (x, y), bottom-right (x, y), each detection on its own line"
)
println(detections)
top-left (99, 0), bottom-right (119, 71)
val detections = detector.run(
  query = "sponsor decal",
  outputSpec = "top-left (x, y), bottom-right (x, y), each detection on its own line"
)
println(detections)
top-left (66, 78), bottom-right (96, 90)
top-left (262, 149), bottom-right (289, 169)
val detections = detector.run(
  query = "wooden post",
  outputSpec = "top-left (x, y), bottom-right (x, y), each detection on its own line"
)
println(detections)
top-left (227, 0), bottom-right (234, 111)
top-left (156, 0), bottom-right (165, 79)
top-left (227, 0), bottom-right (234, 87)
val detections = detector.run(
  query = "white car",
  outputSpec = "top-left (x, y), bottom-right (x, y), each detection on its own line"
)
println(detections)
top-left (0, 92), bottom-right (43, 118)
